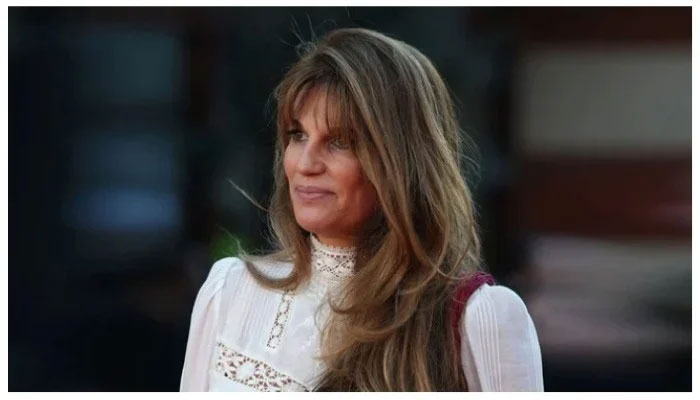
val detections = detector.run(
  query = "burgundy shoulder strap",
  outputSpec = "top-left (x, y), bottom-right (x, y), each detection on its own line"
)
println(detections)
top-left (449, 271), bottom-right (496, 359)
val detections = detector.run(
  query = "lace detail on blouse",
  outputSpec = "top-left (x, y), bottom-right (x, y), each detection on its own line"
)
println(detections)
top-left (309, 234), bottom-right (356, 280)
top-left (266, 290), bottom-right (294, 349)
top-left (215, 341), bottom-right (309, 392)
top-left (267, 236), bottom-right (357, 350)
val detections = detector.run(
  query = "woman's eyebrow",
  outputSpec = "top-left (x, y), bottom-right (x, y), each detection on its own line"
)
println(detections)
top-left (289, 119), bottom-right (343, 137)
top-left (289, 119), bottom-right (302, 129)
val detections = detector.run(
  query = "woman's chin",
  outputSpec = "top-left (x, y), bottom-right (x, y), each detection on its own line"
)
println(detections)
top-left (295, 217), bottom-right (334, 236)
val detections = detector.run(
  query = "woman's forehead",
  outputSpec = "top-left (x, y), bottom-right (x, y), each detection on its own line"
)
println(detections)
top-left (289, 86), bottom-right (346, 131)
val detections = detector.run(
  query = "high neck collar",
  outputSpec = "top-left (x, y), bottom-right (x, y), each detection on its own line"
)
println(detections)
top-left (309, 234), bottom-right (356, 281)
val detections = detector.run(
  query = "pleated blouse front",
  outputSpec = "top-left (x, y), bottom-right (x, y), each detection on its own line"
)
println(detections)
top-left (180, 235), bottom-right (544, 391)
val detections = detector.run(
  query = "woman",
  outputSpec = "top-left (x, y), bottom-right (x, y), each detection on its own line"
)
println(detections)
top-left (180, 27), bottom-right (543, 392)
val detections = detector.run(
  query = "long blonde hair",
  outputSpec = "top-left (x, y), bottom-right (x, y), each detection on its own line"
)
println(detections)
top-left (245, 27), bottom-right (484, 391)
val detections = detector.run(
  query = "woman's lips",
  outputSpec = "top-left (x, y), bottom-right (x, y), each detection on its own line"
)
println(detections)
top-left (294, 186), bottom-right (333, 201)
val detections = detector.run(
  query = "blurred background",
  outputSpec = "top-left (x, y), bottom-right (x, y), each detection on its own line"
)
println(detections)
top-left (9, 6), bottom-right (691, 391)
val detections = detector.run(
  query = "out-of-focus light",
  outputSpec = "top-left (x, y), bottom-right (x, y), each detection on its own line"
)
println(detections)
top-left (63, 187), bottom-right (181, 233)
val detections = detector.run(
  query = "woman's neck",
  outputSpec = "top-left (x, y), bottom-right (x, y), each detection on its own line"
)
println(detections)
top-left (314, 233), bottom-right (355, 249)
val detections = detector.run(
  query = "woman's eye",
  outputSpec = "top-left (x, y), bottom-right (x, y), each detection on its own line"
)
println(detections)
top-left (329, 136), bottom-right (350, 150)
top-left (287, 130), bottom-right (307, 142)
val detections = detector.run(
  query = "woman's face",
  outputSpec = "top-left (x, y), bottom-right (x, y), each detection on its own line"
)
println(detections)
top-left (283, 89), bottom-right (378, 247)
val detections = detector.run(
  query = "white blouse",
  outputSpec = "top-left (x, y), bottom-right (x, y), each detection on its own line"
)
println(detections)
top-left (180, 235), bottom-right (544, 391)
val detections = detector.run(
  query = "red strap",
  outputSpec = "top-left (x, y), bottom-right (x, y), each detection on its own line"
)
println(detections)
top-left (449, 271), bottom-right (496, 360)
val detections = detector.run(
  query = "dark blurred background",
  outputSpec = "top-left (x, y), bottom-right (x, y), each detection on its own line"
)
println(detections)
top-left (9, 6), bottom-right (691, 391)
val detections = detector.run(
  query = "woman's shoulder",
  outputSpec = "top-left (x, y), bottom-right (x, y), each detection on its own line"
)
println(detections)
top-left (460, 283), bottom-right (544, 391)
top-left (200, 255), bottom-right (294, 293)
top-left (198, 256), bottom-right (244, 291)
top-left (208, 256), bottom-right (244, 279)
top-left (464, 283), bottom-right (533, 327)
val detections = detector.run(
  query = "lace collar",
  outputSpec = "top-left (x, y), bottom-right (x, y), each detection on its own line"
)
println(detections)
top-left (309, 234), bottom-right (356, 282)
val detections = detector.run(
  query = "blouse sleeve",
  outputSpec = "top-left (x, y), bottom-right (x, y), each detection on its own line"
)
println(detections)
top-left (459, 285), bottom-right (544, 391)
top-left (179, 258), bottom-right (233, 392)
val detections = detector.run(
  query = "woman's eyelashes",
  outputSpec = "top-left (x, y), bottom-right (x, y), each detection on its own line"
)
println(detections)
top-left (286, 129), bottom-right (350, 151)
top-left (287, 129), bottom-right (307, 142)
top-left (328, 136), bottom-right (350, 150)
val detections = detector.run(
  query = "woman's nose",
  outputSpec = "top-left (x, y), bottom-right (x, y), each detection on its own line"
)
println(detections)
top-left (297, 143), bottom-right (325, 175)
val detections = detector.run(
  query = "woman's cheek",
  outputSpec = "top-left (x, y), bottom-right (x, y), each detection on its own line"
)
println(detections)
top-left (283, 146), bottom-right (297, 179)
